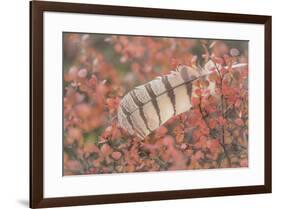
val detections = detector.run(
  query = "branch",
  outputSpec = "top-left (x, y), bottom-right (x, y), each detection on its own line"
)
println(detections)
top-left (211, 60), bottom-right (231, 166)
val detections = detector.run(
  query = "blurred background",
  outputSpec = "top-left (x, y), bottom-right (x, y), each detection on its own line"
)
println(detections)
top-left (63, 33), bottom-right (248, 175)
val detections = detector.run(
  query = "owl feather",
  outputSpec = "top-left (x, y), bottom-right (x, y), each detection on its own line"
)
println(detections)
top-left (117, 61), bottom-right (247, 139)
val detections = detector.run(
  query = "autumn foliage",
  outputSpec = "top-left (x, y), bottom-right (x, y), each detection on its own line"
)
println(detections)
top-left (63, 33), bottom-right (248, 175)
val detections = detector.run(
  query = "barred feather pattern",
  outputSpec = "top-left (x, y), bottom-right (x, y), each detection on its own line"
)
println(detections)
top-left (117, 61), bottom-right (247, 139)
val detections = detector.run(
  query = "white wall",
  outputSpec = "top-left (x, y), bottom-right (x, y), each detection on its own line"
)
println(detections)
top-left (0, 0), bottom-right (278, 208)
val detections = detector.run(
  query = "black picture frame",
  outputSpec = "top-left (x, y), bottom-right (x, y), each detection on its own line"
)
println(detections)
top-left (30, 1), bottom-right (272, 208)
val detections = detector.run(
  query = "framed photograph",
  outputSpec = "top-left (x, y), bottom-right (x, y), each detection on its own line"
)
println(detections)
top-left (30, 1), bottom-right (272, 208)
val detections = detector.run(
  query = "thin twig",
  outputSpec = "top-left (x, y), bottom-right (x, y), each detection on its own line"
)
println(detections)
top-left (211, 60), bottom-right (231, 166)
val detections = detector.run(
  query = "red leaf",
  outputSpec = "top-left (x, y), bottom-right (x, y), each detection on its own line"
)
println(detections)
top-left (218, 116), bottom-right (225, 126)
top-left (101, 144), bottom-right (112, 156)
top-left (207, 139), bottom-right (220, 153)
top-left (235, 118), bottom-right (244, 126)
top-left (240, 159), bottom-right (248, 167)
top-left (171, 58), bottom-right (179, 69)
top-left (191, 97), bottom-right (200, 106)
top-left (194, 89), bottom-right (202, 96)
top-left (194, 151), bottom-right (203, 160)
top-left (89, 75), bottom-right (97, 86)
top-left (111, 151), bottom-right (122, 160)
top-left (163, 136), bottom-right (174, 146)
top-left (209, 118), bottom-right (217, 129)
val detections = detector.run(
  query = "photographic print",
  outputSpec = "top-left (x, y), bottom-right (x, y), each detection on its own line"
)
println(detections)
top-left (31, 2), bottom-right (271, 207)
top-left (63, 33), bottom-right (249, 175)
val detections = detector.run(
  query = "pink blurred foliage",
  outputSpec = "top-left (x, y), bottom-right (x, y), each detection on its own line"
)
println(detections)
top-left (63, 34), bottom-right (248, 175)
